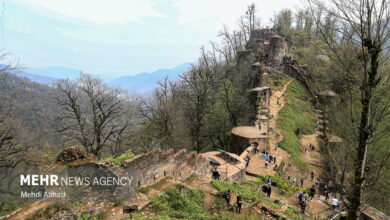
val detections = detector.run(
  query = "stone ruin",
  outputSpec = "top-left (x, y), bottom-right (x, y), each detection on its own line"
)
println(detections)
top-left (238, 28), bottom-right (289, 66)
top-left (56, 146), bottom-right (87, 162)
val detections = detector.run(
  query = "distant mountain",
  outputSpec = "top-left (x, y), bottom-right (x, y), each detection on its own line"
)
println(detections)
top-left (25, 66), bottom-right (115, 82)
top-left (0, 64), bottom-right (58, 84)
top-left (14, 71), bottom-right (58, 84)
top-left (26, 66), bottom-right (81, 79)
top-left (110, 62), bottom-right (192, 94)
top-left (0, 62), bottom-right (192, 94)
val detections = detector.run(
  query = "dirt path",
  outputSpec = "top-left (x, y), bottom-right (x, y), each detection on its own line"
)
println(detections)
top-left (103, 178), bottom-right (181, 220)
top-left (4, 200), bottom-right (55, 220)
top-left (246, 80), bottom-right (292, 177)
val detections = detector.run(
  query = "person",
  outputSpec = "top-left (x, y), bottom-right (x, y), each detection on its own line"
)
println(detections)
top-left (315, 177), bottom-right (320, 187)
top-left (310, 171), bottom-right (315, 181)
top-left (331, 197), bottom-right (339, 210)
top-left (273, 156), bottom-right (276, 164)
top-left (293, 176), bottom-right (297, 186)
top-left (300, 199), bottom-right (306, 214)
top-left (236, 195), bottom-right (243, 213)
top-left (265, 161), bottom-right (268, 168)
top-left (309, 185), bottom-right (316, 200)
top-left (324, 184), bottom-right (329, 201)
top-left (266, 185), bottom-right (272, 197)
top-left (224, 190), bottom-right (231, 206)
top-left (287, 176), bottom-right (291, 181)
top-left (339, 209), bottom-right (347, 220)
top-left (245, 156), bottom-right (250, 167)
top-left (273, 164), bottom-right (279, 171)
top-left (300, 178), bottom-right (304, 187)
top-left (298, 191), bottom-right (305, 202)
top-left (212, 169), bottom-right (220, 180)
top-left (269, 155), bottom-right (273, 163)
top-left (331, 186), bottom-right (337, 197)
top-left (267, 177), bottom-right (272, 186)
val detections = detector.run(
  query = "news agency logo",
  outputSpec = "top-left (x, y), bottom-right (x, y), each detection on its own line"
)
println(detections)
top-left (20, 174), bottom-right (134, 187)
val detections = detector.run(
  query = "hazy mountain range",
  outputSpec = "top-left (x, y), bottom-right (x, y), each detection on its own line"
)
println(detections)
top-left (4, 63), bottom-right (192, 95)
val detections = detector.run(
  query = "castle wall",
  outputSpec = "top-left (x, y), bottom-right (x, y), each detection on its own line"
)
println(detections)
top-left (121, 148), bottom-right (213, 188)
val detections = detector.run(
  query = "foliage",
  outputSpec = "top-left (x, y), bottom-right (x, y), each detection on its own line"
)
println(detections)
top-left (138, 177), bottom-right (171, 194)
top-left (149, 184), bottom-right (208, 219)
top-left (259, 175), bottom-right (300, 194)
top-left (277, 80), bottom-right (315, 171)
top-left (211, 180), bottom-right (276, 207)
top-left (27, 202), bottom-right (75, 220)
top-left (284, 207), bottom-right (303, 219)
top-left (105, 149), bottom-right (134, 166)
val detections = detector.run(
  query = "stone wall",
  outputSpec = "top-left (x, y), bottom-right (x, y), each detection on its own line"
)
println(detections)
top-left (269, 35), bottom-right (288, 65)
top-left (284, 64), bottom-right (316, 98)
top-left (121, 148), bottom-right (213, 188)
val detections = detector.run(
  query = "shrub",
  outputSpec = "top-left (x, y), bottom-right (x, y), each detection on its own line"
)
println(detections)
top-left (149, 184), bottom-right (207, 219)
top-left (106, 149), bottom-right (134, 165)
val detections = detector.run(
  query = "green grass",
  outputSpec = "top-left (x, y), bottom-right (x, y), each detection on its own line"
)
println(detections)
top-left (211, 180), bottom-right (280, 208)
top-left (138, 177), bottom-right (171, 194)
top-left (105, 149), bottom-right (134, 166)
top-left (259, 175), bottom-right (300, 195)
top-left (148, 184), bottom-right (208, 219)
top-left (277, 80), bottom-right (316, 171)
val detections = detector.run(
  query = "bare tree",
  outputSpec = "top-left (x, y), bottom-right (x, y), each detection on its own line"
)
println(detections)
top-left (0, 65), bottom-right (34, 168)
top-left (179, 48), bottom-right (215, 152)
top-left (56, 73), bottom-right (136, 158)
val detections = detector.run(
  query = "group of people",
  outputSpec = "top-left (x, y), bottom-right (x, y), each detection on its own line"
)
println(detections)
top-left (261, 177), bottom-right (273, 197)
top-left (262, 151), bottom-right (278, 171)
top-left (223, 190), bottom-right (243, 213)
top-left (297, 185), bottom-right (317, 214)
top-left (287, 175), bottom-right (305, 187)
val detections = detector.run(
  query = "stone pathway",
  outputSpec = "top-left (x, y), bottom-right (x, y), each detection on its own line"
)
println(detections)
top-left (246, 80), bottom-right (292, 177)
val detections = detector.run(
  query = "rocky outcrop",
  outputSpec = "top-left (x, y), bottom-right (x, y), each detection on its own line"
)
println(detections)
top-left (56, 146), bottom-right (87, 162)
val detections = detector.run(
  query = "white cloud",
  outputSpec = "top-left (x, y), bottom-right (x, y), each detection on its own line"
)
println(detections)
top-left (19, 0), bottom-right (165, 24)
top-left (170, 0), bottom-right (301, 27)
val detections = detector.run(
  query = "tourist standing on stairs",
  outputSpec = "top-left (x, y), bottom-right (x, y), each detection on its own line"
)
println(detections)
top-left (267, 185), bottom-right (272, 197)
top-left (224, 190), bottom-right (231, 206)
top-left (300, 199), bottom-right (307, 214)
top-left (309, 185), bottom-right (316, 200)
top-left (236, 195), bottom-right (242, 213)
top-left (324, 184), bottom-right (329, 201)
top-left (298, 191), bottom-right (305, 202)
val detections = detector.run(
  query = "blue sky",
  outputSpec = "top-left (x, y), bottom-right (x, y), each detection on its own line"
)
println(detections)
top-left (2, 0), bottom-right (300, 77)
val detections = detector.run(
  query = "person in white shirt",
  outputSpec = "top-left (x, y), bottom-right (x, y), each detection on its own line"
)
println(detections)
top-left (331, 197), bottom-right (339, 210)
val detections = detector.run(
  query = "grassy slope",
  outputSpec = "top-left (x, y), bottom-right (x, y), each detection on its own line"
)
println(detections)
top-left (277, 80), bottom-right (316, 171)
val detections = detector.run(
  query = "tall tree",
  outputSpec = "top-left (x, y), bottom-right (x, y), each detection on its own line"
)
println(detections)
top-left (309, 0), bottom-right (390, 218)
